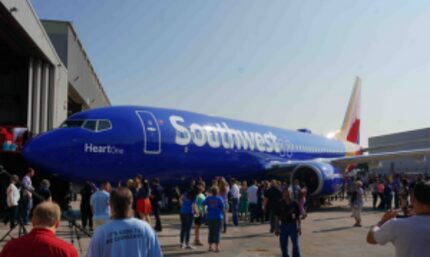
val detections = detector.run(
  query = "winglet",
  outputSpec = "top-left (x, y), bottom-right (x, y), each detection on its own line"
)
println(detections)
top-left (335, 77), bottom-right (361, 145)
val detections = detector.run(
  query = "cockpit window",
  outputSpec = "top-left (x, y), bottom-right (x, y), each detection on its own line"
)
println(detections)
top-left (83, 120), bottom-right (97, 131)
top-left (60, 120), bottom-right (85, 128)
top-left (60, 119), bottom-right (112, 132)
top-left (97, 120), bottom-right (112, 132)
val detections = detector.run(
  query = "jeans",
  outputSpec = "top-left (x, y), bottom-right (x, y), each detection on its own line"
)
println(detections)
top-left (232, 198), bottom-right (239, 226)
top-left (180, 213), bottom-right (194, 244)
top-left (223, 201), bottom-right (229, 232)
top-left (21, 196), bottom-right (32, 225)
top-left (208, 219), bottom-right (222, 244)
top-left (385, 195), bottom-right (393, 210)
top-left (279, 223), bottom-right (301, 257)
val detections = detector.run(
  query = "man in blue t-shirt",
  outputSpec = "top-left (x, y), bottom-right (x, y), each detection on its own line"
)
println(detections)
top-left (87, 187), bottom-right (163, 257)
top-left (90, 181), bottom-right (111, 228)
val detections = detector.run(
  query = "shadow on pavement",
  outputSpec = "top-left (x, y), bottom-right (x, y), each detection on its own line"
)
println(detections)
top-left (312, 226), bottom-right (356, 233)
top-left (164, 250), bottom-right (208, 256)
top-left (223, 233), bottom-right (273, 240)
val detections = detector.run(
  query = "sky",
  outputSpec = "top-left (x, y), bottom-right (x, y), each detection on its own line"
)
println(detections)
top-left (31, 0), bottom-right (430, 146)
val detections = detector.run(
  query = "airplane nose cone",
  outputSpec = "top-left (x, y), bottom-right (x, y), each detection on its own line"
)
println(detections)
top-left (22, 135), bottom-right (51, 170)
top-left (22, 132), bottom-right (68, 173)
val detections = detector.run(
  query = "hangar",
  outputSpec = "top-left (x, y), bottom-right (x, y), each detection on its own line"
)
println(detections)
top-left (368, 128), bottom-right (430, 175)
top-left (0, 0), bottom-right (110, 208)
top-left (0, 0), bottom-right (109, 150)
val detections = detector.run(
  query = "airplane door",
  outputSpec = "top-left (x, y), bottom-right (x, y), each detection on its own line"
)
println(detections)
top-left (136, 111), bottom-right (161, 154)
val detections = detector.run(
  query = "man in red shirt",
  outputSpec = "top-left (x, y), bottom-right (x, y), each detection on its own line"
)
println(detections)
top-left (0, 201), bottom-right (78, 257)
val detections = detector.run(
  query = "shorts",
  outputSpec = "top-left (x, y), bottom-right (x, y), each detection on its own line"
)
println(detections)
top-left (351, 207), bottom-right (362, 219)
top-left (239, 200), bottom-right (248, 213)
top-left (136, 198), bottom-right (152, 215)
top-left (194, 215), bottom-right (203, 225)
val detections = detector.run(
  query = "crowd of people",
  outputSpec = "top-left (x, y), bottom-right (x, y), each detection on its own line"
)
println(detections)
top-left (366, 178), bottom-right (430, 257)
top-left (4, 168), bottom-right (41, 228)
top-left (1, 168), bottom-right (430, 257)
top-left (339, 173), bottom-right (430, 227)
top-left (1, 170), bottom-right (309, 257)
top-left (169, 176), bottom-right (308, 256)
top-left (1, 170), bottom-right (163, 257)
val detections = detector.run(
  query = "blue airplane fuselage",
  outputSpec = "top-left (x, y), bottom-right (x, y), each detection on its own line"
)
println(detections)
top-left (23, 106), bottom-right (351, 195)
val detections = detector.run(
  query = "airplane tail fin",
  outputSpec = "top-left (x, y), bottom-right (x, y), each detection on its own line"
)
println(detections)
top-left (335, 77), bottom-right (361, 145)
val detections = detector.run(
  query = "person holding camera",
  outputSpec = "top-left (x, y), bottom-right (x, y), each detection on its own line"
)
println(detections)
top-left (367, 181), bottom-right (430, 257)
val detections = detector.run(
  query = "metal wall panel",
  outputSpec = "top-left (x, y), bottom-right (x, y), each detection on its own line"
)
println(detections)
top-left (369, 128), bottom-right (430, 174)
top-left (39, 63), bottom-right (49, 132)
top-left (42, 20), bottom-right (110, 110)
top-left (31, 60), bottom-right (41, 135)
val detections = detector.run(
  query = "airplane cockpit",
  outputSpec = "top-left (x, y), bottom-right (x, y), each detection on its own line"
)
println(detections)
top-left (60, 119), bottom-right (112, 132)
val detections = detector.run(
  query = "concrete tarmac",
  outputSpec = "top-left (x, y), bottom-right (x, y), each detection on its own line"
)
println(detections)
top-left (0, 200), bottom-right (394, 257)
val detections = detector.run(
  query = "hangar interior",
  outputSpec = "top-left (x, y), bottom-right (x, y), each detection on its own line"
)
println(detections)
top-left (0, 0), bottom-right (111, 210)
top-left (0, 0), bottom-right (110, 136)
top-left (0, 3), bottom-right (35, 127)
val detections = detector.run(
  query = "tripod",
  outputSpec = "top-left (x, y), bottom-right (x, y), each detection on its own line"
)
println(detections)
top-left (68, 219), bottom-right (83, 254)
top-left (0, 165), bottom-right (93, 245)
top-left (0, 215), bottom-right (28, 242)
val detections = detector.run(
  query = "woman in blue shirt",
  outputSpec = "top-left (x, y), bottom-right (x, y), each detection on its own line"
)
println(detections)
top-left (203, 186), bottom-right (225, 252)
top-left (180, 189), bottom-right (197, 249)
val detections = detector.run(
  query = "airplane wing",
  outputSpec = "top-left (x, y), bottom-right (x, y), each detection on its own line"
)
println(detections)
top-left (331, 148), bottom-right (430, 169)
top-left (264, 148), bottom-right (430, 174)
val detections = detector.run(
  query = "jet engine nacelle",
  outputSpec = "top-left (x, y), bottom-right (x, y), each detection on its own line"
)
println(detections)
top-left (291, 162), bottom-right (344, 197)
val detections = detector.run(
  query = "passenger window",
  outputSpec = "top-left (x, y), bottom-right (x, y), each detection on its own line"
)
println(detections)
top-left (97, 120), bottom-right (112, 132)
top-left (83, 120), bottom-right (97, 131)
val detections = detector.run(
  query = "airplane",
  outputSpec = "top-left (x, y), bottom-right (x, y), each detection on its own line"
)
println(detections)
top-left (21, 77), bottom-right (430, 198)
